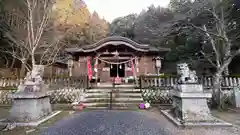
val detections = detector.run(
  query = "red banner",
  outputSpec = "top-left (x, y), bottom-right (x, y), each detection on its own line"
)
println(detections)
top-left (87, 57), bottom-right (92, 80)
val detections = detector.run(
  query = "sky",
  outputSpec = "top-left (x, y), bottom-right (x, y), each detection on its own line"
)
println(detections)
top-left (85, 0), bottom-right (170, 22)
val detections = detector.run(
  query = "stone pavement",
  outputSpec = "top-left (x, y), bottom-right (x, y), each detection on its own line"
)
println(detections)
top-left (212, 109), bottom-right (240, 126)
top-left (40, 109), bottom-right (240, 135)
top-left (40, 110), bottom-right (173, 135)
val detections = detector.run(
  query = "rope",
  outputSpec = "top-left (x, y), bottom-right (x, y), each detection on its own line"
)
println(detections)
top-left (96, 57), bottom-right (135, 65)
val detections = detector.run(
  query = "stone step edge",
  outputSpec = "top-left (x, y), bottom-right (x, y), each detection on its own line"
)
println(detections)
top-left (73, 107), bottom-right (140, 110)
top-left (85, 93), bottom-right (142, 96)
top-left (86, 89), bottom-right (141, 91)
top-left (85, 95), bottom-right (142, 98)
top-left (85, 97), bottom-right (142, 99)
top-left (82, 102), bottom-right (143, 106)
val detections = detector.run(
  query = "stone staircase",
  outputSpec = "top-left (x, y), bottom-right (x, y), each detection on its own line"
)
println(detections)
top-left (82, 84), bottom-right (143, 110)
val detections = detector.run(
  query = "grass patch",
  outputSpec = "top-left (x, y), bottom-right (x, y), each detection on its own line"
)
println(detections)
top-left (0, 106), bottom-right (11, 120)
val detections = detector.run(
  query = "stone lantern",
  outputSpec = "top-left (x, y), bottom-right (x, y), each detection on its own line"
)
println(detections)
top-left (68, 56), bottom-right (74, 77)
top-left (155, 57), bottom-right (162, 76)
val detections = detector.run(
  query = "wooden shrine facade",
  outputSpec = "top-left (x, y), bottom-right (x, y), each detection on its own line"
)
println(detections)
top-left (65, 36), bottom-right (170, 83)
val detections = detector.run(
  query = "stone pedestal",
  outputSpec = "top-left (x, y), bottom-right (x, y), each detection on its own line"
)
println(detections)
top-left (162, 83), bottom-right (232, 127)
top-left (162, 63), bottom-right (232, 127)
top-left (9, 92), bottom-right (52, 122)
top-left (172, 84), bottom-right (214, 123)
top-left (233, 87), bottom-right (240, 108)
top-left (7, 65), bottom-right (53, 123)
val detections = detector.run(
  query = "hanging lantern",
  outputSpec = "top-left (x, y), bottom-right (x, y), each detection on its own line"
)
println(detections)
top-left (111, 64), bottom-right (113, 69)
top-left (119, 64), bottom-right (122, 69)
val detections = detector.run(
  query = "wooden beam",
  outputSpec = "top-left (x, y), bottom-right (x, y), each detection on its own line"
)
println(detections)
top-left (100, 57), bottom-right (132, 60)
top-left (98, 51), bottom-right (134, 56)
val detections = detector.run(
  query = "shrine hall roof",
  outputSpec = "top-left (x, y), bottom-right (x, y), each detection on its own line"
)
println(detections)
top-left (65, 36), bottom-right (171, 53)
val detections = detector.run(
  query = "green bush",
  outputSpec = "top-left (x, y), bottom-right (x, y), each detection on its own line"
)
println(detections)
top-left (228, 74), bottom-right (240, 78)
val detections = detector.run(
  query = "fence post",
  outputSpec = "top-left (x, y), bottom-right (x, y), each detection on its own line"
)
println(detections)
top-left (141, 76), bottom-right (145, 90)
top-left (86, 75), bottom-right (89, 89)
top-left (109, 90), bottom-right (113, 110)
top-left (139, 76), bottom-right (142, 90)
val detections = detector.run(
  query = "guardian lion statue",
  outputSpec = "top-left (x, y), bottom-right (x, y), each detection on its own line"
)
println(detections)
top-left (177, 63), bottom-right (198, 84)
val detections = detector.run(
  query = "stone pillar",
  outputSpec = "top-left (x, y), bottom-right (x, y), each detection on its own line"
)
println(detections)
top-left (67, 55), bottom-right (73, 77)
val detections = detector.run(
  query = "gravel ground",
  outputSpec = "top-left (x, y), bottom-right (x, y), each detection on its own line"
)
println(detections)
top-left (40, 109), bottom-right (240, 135)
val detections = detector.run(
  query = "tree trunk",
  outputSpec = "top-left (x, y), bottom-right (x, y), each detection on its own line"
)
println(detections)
top-left (212, 71), bottom-right (222, 108)
top-left (31, 64), bottom-right (45, 78)
top-left (20, 62), bottom-right (26, 78)
top-left (31, 54), bottom-right (35, 67)
top-left (223, 47), bottom-right (231, 76)
top-left (10, 57), bottom-right (16, 68)
top-left (223, 67), bottom-right (229, 76)
top-left (4, 57), bottom-right (9, 68)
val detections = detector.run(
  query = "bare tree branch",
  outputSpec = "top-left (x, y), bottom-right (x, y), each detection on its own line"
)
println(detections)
top-left (200, 50), bottom-right (217, 67)
top-left (189, 23), bottom-right (225, 41)
top-left (0, 50), bottom-right (30, 71)
top-left (202, 24), bottom-right (221, 67)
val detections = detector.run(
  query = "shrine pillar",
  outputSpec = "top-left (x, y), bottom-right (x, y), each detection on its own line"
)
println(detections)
top-left (134, 56), bottom-right (138, 77)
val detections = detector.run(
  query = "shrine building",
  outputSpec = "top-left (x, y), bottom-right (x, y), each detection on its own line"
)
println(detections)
top-left (65, 36), bottom-right (170, 83)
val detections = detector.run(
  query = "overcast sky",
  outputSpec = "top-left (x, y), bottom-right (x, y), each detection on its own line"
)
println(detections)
top-left (85, 0), bottom-right (170, 22)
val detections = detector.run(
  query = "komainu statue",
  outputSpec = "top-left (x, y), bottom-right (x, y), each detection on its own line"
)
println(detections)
top-left (17, 65), bottom-right (46, 93)
top-left (177, 63), bottom-right (198, 84)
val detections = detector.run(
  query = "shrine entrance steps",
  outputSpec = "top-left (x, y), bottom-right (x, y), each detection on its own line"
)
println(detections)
top-left (82, 83), bottom-right (143, 110)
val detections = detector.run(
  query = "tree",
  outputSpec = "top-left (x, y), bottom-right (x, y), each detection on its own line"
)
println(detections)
top-left (0, 0), bottom-right (13, 68)
top-left (87, 11), bottom-right (109, 43)
top-left (110, 14), bottom-right (137, 39)
top-left (134, 5), bottom-right (175, 45)
top-left (55, 0), bottom-right (93, 46)
top-left (57, 2), bottom-right (109, 46)
top-left (169, 0), bottom-right (193, 13)
top-left (182, 0), bottom-right (240, 108)
top-left (0, 0), bottom-right (74, 76)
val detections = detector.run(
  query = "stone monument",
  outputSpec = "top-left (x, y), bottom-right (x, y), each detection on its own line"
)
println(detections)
top-left (8, 65), bottom-right (52, 123)
top-left (161, 63), bottom-right (232, 127)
